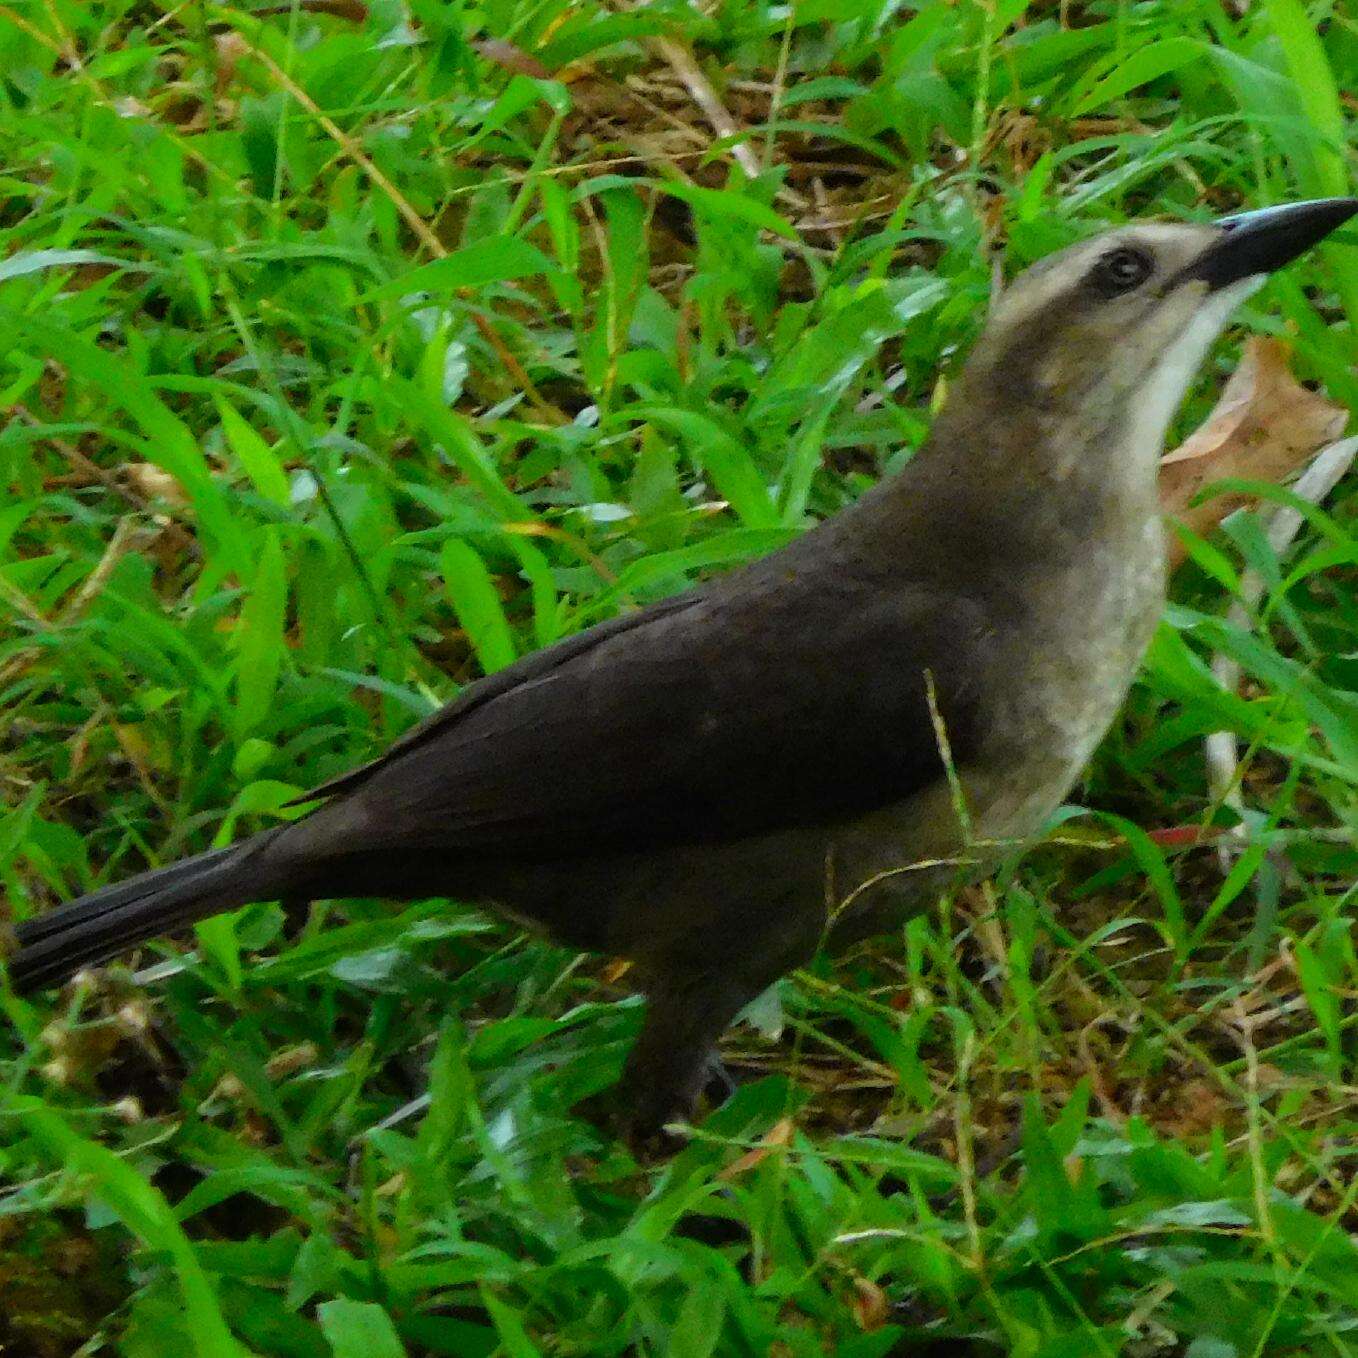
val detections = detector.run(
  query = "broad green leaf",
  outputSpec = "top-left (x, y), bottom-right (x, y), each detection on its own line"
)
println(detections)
top-left (479, 1287), bottom-right (543, 1358)
top-left (1294, 936), bottom-right (1342, 1077)
top-left (536, 11), bottom-right (668, 67)
top-left (317, 1300), bottom-right (407, 1358)
top-left (416, 1020), bottom-right (473, 1170)
top-left (581, 187), bottom-right (647, 399)
top-left (1070, 37), bottom-right (1206, 116)
top-left (441, 538), bottom-right (518, 673)
top-left (653, 181), bottom-right (800, 242)
top-left (1182, 610), bottom-right (1358, 774)
top-left (216, 397), bottom-right (291, 507)
top-left (632, 407), bottom-right (778, 529)
top-left (1095, 812), bottom-right (1187, 955)
top-left (0, 248), bottom-right (142, 282)
top-left (502, 531), bottom-right (561, 648)
top-left (1215, 34), bottom-right (1358, 338)
top-left (1263, 0), bottom-right (1346, 191)
top-left (387, 378), bottom-right (525, 521)
top-left (539, 177), bottom-right (580, 280)
top-left (669, 1282), bottom-right (725, 1358)
top-left (578, 529), bottom-right (795, 621)
top-left (234, 527), bottom-right (288, 737)
top-left (359, 237), bottom-right (555, 303)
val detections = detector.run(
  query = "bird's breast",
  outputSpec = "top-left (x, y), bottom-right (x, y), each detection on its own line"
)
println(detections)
top-left (967, 509), bottom-right (1166, 843)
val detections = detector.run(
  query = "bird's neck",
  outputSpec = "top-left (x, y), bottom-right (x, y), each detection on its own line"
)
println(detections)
top-left (871, 377), bottom-right (1167, 574)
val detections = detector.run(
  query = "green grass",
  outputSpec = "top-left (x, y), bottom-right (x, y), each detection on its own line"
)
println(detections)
top-left (2, 0), bottom-right (1357, 1354)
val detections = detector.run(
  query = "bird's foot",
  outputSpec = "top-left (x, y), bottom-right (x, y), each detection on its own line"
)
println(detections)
top-left (576, 1053), bottom-right (741, 1158)
top-left (573, 1084), bottom-right (687, 1159)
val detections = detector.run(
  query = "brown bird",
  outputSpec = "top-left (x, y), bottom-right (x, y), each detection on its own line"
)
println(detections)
top-left (10, 199), bottom-right (1356, 1133)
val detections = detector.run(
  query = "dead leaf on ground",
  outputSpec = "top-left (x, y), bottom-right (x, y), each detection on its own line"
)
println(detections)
top-left (1149, 1076), bottom-right (1230, 1139)
top-left (1160, 337), bottom-right (1347, 569)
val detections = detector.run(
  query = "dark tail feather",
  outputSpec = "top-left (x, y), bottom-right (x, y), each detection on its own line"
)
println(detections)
top-left (8, 829), bottom-right (292, 993)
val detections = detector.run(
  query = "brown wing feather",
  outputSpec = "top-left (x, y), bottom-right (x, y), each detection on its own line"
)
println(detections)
top-left (300, 573), bottom-right (986, 861)
top-left (292, 591), bottom-right (703, 805)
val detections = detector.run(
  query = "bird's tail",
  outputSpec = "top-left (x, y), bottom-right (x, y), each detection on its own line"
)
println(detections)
top-left (7, 828), bottom-right (294, 993)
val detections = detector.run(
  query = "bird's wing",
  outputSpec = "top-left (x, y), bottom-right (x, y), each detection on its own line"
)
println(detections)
top-left (295, 591), bottom-right (703, 804)
top-left (310, 574), bottom-right (988, 859)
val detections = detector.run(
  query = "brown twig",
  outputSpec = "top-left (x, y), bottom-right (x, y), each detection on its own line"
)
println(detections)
top-left (608, 1), bottom-right (808, 210)
top-left (60, 516), bottom-right (139, 623)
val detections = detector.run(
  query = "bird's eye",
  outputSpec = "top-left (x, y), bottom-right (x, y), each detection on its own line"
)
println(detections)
top-left (1090, 247), bottom-right (1153, 296)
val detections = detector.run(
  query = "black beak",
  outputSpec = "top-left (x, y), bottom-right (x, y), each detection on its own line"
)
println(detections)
top-left (1187, 197), bottom-right (1358, 290)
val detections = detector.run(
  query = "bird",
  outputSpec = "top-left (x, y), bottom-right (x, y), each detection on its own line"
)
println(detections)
top-left (9, 198), bottom-right (1356, 1135)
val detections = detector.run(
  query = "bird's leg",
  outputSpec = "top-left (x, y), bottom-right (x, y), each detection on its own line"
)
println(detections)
top-left (619, 970), bottom-right (754, 1140)
top-left (621, 920), bottom-right (821, 1140)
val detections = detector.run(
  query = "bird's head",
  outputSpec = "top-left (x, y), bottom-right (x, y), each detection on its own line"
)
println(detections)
top-left (964, 198), bottom-right (1357, 468)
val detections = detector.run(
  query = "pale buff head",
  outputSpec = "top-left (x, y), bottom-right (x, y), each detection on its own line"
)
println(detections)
top-left (972, 200), bottom-right (1357, 442)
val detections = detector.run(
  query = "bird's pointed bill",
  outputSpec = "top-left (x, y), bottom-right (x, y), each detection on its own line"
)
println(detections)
top-left (1189, 197), bottom-right (1358, 289)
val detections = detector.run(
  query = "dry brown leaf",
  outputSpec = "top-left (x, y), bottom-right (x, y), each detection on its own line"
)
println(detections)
top-left (123, 462), bottom-right (191, 508)
top-left (598, 957), bottom-right (632, 985)
top-left (112, 722), bottom-right (155, 771)
top-left (265, 1041), bottom-right (320, 1081)
top-left (253, 0), bottom-right (369, 20)
top-left (849, 1276), bottom-right (890, 1332)
top-left (1160, 337), bottom-right (1346, 569)
top-left (472, 39), bottom-right (551, 80)
top-left (716, 1116), bottom-right (795, 1180)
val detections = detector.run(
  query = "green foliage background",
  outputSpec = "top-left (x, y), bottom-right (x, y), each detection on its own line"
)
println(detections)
top-left (2, 1), bottom-right (1357, 1354)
